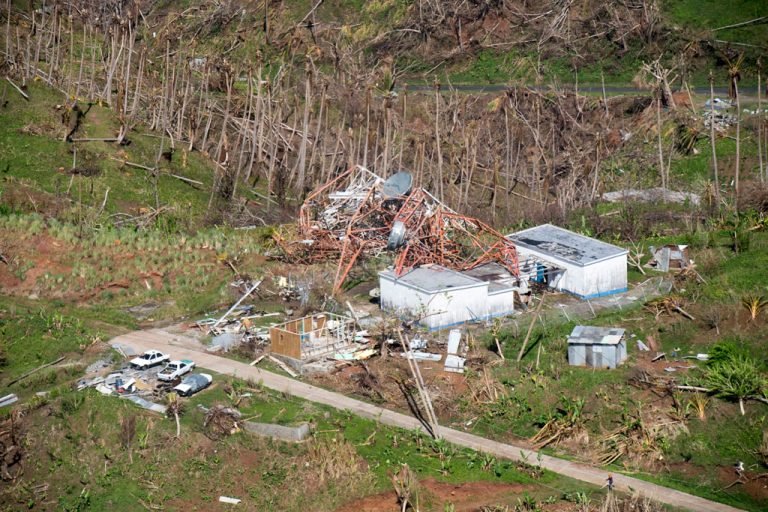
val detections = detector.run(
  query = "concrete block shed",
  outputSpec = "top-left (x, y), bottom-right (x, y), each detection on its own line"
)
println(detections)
top-left (567, 326), bottom-right (627, 369)
top-left (379, 264), bottom-right (515, 331)
top-left (507, 224), bottom-right (628, 299)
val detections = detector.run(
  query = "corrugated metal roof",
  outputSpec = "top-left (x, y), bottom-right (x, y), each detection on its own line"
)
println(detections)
top-left (379, 265), bottom-right (485, 293)
top-left (507, 224), bottom-right (628, 267)
top-left (567, 325), bottom-right (626, 345)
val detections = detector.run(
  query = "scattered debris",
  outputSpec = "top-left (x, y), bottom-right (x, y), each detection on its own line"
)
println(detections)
top-left (333, 348), bottom-right (377, 361)
top-left (647, 245), bottom-right (691, 272)
top-left (636, 340), bottom-right (650, 351)
top-left (703, 110), bottom-right (736, 131)
top-left (0, 394), bottom-right (19, 408)
top-left (567, 326), bottom-right (627, 369)
top-left (211, 332), bottom-right (241, 352)
top-left (122, 395), bottom-right (167, 414)
top-left (267, 355), bottom-right (299, 378)
top-left (399, 352), bottom-right (442, 362)
top-left (0, 411), bottom-right (23, 481)
top-left (645, 295), bottom-right (695, 320)
top-left (444, 329), bottom-right (466, 374)
top-left (208, 280), bottom-right (263, 334)
top-left (219, 496), bottom-right (241, 505)
top-left (202, 405), bottom-right (241, 440)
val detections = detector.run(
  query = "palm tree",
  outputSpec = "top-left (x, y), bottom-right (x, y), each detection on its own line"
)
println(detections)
top-left (742, 294), bottom-right (768, 322)
top-left (166, 393), bottom-right (185, 438)
top-left (723, 52), bottom-right (745, 210)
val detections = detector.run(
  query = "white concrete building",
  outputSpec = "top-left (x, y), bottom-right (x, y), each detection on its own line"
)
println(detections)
top-left (378, 264), bottom-right (515, 331)
top-left (508, 224), bottom-right (628, 299)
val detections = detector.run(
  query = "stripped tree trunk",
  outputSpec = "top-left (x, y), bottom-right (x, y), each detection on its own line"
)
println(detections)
top-left (734, 79), bottom-right (741, 211)
top-left (709, 71), bottom-right (720, 205)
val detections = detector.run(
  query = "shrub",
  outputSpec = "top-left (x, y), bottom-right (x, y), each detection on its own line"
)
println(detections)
top-left (705, 354), bottom-right (764, 415)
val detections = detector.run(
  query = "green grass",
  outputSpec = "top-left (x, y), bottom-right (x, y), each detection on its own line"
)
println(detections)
top-left (664, 0), bottom-right (768, 47)
top-left (0, 82), bottom-right (217, 227)
top-left (0, 300), bottom-right (94, 384)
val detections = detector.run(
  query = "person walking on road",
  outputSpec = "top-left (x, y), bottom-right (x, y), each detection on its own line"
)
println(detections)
top-left (606, 474), bottom-right (615, 492)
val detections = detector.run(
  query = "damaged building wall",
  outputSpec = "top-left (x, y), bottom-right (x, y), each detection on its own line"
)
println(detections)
top-left (579, 256), bottom-right (628, 299)
top-left (379, 266), bottom-right (514, 331)
top-left (487, 288), bottom-right (516, 317)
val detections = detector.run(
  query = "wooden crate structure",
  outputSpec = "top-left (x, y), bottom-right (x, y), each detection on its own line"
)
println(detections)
top-left (269, 313), bottom-right (356, 360)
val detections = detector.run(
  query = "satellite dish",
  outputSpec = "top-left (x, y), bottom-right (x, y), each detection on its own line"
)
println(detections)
top-left (381, 171), bottom-right (413, 199)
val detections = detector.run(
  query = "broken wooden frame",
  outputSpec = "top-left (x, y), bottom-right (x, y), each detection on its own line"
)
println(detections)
top-left (269, 312), bottom-right (356, 361)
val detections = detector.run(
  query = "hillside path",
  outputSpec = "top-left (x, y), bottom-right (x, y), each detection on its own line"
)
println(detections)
top-left (110, 328), bottom-right (743, 512)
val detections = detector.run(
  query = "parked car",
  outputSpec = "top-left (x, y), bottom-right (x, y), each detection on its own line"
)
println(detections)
top-left (157, 360), bottom-right (196, 382)
top-left (129, 350), bottom-right (170, 369)
top-left (173, 373), bottom-right (213, 397)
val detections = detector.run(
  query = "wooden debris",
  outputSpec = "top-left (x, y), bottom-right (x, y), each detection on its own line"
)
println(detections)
top-left (267, 355), bottom-right (298, 378)
top-left (7, 356), bottom-right (66, 386)
top-left (5, 77), bottom-right (29, 100)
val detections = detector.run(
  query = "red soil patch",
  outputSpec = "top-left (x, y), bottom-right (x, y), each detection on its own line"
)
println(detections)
top-left (717, 466), bottom-right (768, 504)
top-left (336, 479), bottom-right (531, 512)
top-left (0, 233), bottom-right (73, 296)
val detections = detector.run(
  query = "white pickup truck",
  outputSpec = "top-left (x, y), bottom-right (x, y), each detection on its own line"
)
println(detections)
top-left (157, 360), bottom-right (196, 382)
top-left (129, 350), bottom-right (170, 370)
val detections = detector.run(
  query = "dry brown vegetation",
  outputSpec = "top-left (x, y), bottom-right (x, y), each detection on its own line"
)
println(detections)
top-left (0, 0), bottom-right (728, 228)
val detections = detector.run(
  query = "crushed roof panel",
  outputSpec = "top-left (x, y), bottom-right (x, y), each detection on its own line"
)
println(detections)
top-left (379, 265), bottom-right (485, 293)
top-left (567, 325), bottom-right (626, 345)
top-left (507, 224), bottom-right (628, 266)
top-left (463, 263), bottom-right (516, 294)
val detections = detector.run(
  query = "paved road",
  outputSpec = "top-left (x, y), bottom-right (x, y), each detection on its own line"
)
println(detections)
top-left (111, 328), bottom-right (743, 512)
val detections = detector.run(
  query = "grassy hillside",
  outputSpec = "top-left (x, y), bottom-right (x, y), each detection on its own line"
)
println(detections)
top-left (0, 82), bottom-right (219, 228)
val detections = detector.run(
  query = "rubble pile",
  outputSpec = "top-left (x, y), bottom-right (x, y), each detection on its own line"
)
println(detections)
top-left (274, 166), bottom-right (519, 292)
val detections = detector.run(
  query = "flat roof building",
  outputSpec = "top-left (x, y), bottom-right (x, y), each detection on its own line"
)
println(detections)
top-left (508, 224), bottom-right (628, 299)
top-left (378, 264), bottom-right (515, 331)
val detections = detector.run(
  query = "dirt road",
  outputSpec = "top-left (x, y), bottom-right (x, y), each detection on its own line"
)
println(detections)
top-left (110, 328), bottom-right (743, 512)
